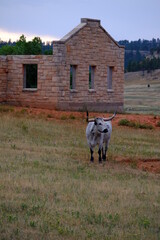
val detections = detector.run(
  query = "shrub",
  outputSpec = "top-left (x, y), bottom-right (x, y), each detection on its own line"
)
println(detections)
top-left (138, 123), bottom-right (154, 130)
top-left (156, 121), bottom-right (160, 127)
top-left (61, 115), bottom-right (67, 120)
top-left (20, 108), bottom-right (27, 114)
top-left (0, 105), bottom-right (14, 112)
top-left (118, 119), bottom-right (154, 129)
top-left (47, 114), bottom-right (53, 118)
top-left (118, 119), bottom-right (130, 126)
top-left (69, 114), bottom-right (75, 120)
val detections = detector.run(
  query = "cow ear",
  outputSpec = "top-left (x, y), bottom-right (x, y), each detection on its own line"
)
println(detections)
top-left (94, 119), bottom-right (97, 125)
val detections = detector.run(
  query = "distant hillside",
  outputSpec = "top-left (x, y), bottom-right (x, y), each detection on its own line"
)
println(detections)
top-left (124, 69), bottom-right (160, 114)
top-left (118, 39), bottom-right (160, 51)
top-left (118, 39), bottom-right (160, 72)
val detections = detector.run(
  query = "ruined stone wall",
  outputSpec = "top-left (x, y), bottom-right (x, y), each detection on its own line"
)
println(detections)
top-left (54, 20), bottom-right (124, 112)
top-left (0, 55), bottom-right (59, 108)
top-left (0, 19), bottom-right (124, 112)
top-left (0, 56), bottom-right (7, 102)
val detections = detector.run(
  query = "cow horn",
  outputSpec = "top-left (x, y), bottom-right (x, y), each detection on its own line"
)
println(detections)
top-left (103, 112), bottom-right (116, 121)
top-left (86, 111), bottom-right (89, 122)
top-left (88, 118), bottom-right (95, 122)
top-left (86, 111), bottom-right (95, 122)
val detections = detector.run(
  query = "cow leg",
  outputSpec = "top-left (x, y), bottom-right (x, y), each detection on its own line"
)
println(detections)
top-left (102, 146), bottom-right (106, 161)
top-left (98, 148), bottom-right (102, 163)
top-left (103, 144), bottom-right (108, 161)
top-left (90, 148), bottom-right (94, 162)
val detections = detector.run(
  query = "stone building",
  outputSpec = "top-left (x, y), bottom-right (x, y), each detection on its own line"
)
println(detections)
top-left (0, 18), bottom-right (124, 112)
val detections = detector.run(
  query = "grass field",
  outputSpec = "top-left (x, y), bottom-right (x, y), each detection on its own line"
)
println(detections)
top-left (0, 108), bottom-right (160, 239)
top-left (124, 69), bottom-right (160, 115)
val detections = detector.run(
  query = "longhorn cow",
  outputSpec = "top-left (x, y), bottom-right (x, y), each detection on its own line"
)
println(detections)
top-left (86, 112), bottom-right (116, 163)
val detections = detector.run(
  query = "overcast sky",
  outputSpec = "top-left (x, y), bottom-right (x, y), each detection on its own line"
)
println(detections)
top-left (0, 0), bottom-right (160, 42)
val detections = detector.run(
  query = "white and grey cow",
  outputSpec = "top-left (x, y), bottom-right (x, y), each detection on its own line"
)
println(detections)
top-left (86, 112), bottom-right (116, 163)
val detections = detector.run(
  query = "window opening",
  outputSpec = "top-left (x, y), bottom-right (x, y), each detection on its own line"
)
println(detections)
top-left (70, 65), bottom-right (76, 90)
top-left (107, 66), bottom-right (113, 89)
top-left (89, 65), bottom-right (95, 89)
top-left (23, 64), bottom-right (37, 89)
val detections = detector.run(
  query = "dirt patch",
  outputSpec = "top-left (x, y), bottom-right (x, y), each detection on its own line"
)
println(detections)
top-left (113, 114), bottom-right (160, 128)
top-left (137, 159), bottom-right (160, 174)
top-left (15, 106), bottom-right (86, 120)
top-left (115, 157), bottom-right (160, 174)
top-left (11, 106), bottom-right (160, 129)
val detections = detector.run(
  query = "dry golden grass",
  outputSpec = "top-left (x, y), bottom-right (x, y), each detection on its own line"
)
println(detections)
top-left (0, 109), bottom-right (160, 239)
top-left (125, 69), bottom-right (160, 115)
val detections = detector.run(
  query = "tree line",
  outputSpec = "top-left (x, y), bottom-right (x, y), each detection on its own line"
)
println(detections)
top-left (1, 36), bottom-right (160, 72)
top-left (118, 38), bottom-right (160, 72)
top-left (118, 38), bottom-right (160, 51)
top-left (0, 35), bottom-right (53, 55)
top-left (127, 57), bottom-right (160, 72)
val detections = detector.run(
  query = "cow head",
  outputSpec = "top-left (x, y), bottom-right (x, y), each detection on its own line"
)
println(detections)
top-left (94, 118), bottom-right (108, 133)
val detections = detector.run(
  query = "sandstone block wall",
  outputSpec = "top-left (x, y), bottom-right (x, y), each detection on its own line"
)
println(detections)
top-left (1, 55), bottom-right (59, 108)
top-left (53, 19), bottom-right (124, 112)
top-left (0, 56), bottom-right (7, 102)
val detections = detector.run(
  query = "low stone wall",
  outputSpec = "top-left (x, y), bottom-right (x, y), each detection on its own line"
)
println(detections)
top-left (0, 56), bottom-right (7, 102)
top-left (57, 102), bottom-right (123, 112)
top-left (1, 55), bottom-right (59, 109)
top-left (0, 52), bottom-right (124, 112)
